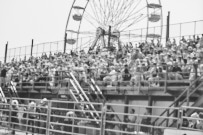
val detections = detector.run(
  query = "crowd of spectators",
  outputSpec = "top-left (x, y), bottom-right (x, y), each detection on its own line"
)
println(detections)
top-left (0, 34), bottom-right (203, 89)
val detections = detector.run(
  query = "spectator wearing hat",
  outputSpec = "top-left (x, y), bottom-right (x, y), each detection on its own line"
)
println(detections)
top-left (189, 112), bottom-right (200, 129)
top-left (11, 100), bottom-right (19, 135)
top-left (26, 101), bottom-right (36, 135)
top-left (37, 98), bottom-right (48, 134)
top-left (62, 111), bottom-right (75, 135)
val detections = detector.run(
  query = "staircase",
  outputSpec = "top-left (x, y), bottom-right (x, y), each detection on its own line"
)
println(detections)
top-left (89, 78), bottom-right (122, 125)
top-left (0, 87), bottom-right (7, 103)
top-left (152, 77), bottom-right (203, 128)
top-left (66, 72), bottom-right (100, 122)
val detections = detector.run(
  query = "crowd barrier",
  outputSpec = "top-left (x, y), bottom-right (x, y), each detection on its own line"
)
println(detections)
top-left (0, 98), bottom-right (202, 135)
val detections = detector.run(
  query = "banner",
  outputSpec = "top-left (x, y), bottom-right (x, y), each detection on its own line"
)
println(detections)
top-left (164, 129), bottom-right (203, 135)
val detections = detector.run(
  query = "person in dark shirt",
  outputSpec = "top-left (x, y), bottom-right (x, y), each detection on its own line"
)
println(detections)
top-left (0, 66), bottom-right (7, 88)
top-left (122, 65), bottom-right (131, 81)
top-left (172, 62), bottom-right (182, 73)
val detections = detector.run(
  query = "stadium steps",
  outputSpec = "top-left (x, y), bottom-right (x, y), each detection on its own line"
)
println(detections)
top-left (66, 72), bottom-right (100, 122)
top-left (89, 78), bottom-right (122, 129)
top-left (152, 77), bottom-right (203, 129)
top-left (0, 87), bottom-right (7, 103)
top-left (187, 92), bottom-right (203, 116)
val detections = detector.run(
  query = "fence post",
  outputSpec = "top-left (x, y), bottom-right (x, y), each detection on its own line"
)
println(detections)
top-left (164, 65), bottom-right (168, 93)
top-left (166, 109), bottom-right (169, 127)
top-left (186, 86), bottom-right (190, 106)
top-left (194, 64), bottom-right (198, 87)
top-left (178, 107), bottom-right (183, 129)
top-left (8, 97), bottom-right (12, 132)
top-left (46, 100), bottom-right (52, 135)
top-left (4, 42), bottom-right (8, 63)
top-left (100, 102), bottom-right (106, 135)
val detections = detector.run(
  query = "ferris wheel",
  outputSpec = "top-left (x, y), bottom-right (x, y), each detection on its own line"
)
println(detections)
top-left (64, 0), bottom-right (163, 52)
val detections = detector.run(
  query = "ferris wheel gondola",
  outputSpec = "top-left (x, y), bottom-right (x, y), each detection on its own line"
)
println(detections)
top-left (64, 0), bottom-right (163, 52)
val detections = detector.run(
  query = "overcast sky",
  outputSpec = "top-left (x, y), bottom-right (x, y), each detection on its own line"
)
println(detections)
top-left (0, 0), bottom-right (203, 60)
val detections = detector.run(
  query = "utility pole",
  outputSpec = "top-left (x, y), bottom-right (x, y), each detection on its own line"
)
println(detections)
top-left (166, 11), bottom-right (170, 42)
top-left (31, 39), bottom-right (34, 57)
top-left (64, 33), bottom-right (67, 53)
top-left (4, 42), bottom-right (8, 63)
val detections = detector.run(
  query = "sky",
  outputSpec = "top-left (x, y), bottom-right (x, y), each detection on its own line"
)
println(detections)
top-left (0, 0), bottom-right (203, 60)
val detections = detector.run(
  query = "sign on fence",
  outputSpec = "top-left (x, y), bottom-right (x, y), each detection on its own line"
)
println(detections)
top-left (164, 129), bottom-right (203, 135)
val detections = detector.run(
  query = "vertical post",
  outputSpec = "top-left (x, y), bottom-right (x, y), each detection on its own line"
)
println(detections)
top-left (166, 109), bottom-right (169, 127)
top-left (100, 102), bottom-right (106, 135)
top-left (4, 42), bottom-right (8, 63)
top-left (8, 97), bottom-right (12, 132)
top-left (46, 100), bottom-right (51, 135)
top-left (64, 33), bottom-right (67, 53)
top-left (186, 87), bottom-right (190, 106)
top-left (194, 63), bottom-right (198, 88)
top-left (174, 97), bottom-right (179, 118)
top-left (166, 11), bottom-right (170, 42)
top-left (123, 95), bottom-right (129, 131)
top-left (108, 26), bottom-right (111, 48)
top-left (31, 39), bottom-right (34, 57)
top-left (164, 65), bottom-right (168, 93)
top-left (148, 96), bottom-right (153, 114)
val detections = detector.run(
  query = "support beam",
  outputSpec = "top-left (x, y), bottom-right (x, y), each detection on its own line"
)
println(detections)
top-left (4, 42), bottom-right (8, 63)
top-left (166, 11), bottom-right (170, 42)
top-left (148, 95), bottom-right (153, 114)
top-left (64, 33), bottom-right (67, 53)
top-left (174, 97), bottom-right (179, 118)
top-left (31, 39), bottom-right (34, 57)
top-left (123, 95), bottom-right (129, 130)
top-left (108, 26), bottom-right (111, 48)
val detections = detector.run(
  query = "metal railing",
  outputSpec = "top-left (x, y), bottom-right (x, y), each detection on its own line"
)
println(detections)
top-left (1, 20), bottom-right (202, 63)
top-left (6, 62), bottom-right (201, 96)
top-left (0, 98), bottom-right (203, 135)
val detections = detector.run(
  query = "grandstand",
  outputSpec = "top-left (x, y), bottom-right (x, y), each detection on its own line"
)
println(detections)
top-left (0, 1), bottom-right (203, 135)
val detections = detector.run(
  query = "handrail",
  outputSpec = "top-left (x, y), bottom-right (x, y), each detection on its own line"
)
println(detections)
top-left (68, 72), bottom-right (100, 120)
top-left (152, 76), bottom-right (201, 125)
top-left (0, 87), bottom-right (7, 103)
top-left (90, 78), bottom-right (122, 130)
top-left (159, 82), bottom-right (203, 127)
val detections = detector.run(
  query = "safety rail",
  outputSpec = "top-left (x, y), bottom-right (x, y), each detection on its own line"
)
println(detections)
top-left (89, 78), bottom-right (123, 130)
top-left (8, 62), bottom-right (201, 94)
top-left (152, 76), bottom-right (203, 129)
top-left (0, 98), bottom-right (203, 135)
top-left (67, 72), bottom-right (100, 122)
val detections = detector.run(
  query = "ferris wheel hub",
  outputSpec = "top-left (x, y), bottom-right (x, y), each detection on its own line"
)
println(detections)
top-left (65, 0), bottom-right (163, 52)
